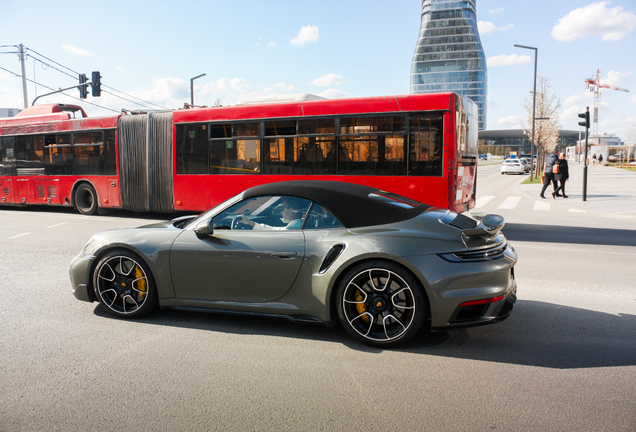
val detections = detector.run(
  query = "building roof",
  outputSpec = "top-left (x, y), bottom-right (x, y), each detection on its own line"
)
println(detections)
top-left (479, 129), bottom-right (580, 140)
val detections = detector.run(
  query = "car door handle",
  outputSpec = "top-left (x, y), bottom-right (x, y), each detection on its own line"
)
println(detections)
top-left (271, 252), bottom-right (298, 259)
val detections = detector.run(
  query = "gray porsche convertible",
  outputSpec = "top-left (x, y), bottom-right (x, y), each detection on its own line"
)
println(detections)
top-left (70, 181), bottom-right (517, 347)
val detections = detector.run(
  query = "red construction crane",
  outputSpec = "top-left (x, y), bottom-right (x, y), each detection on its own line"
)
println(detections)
top-left (585, 69), bottom-right (630, 137)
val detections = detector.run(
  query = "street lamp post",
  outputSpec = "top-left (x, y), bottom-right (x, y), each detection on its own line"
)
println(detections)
top-left (190, 73), bottom-right (206, 107)
top-left (514, 44), bottom-right (538, 181)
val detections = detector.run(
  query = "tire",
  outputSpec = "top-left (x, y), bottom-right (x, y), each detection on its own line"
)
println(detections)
top-left (336, 261), bottom-right (427, 347)
top-left (93, 250), bottom-right (158, 318)
top-left (75, 183), bottom-right (98, 215)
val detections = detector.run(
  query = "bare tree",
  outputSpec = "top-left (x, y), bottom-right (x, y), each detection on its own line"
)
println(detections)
top-left (522, 73), bottom-right (562, 171)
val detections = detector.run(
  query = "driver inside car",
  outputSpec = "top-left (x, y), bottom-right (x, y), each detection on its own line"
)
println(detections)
top-left (238, 199), bottom-right (305, 230)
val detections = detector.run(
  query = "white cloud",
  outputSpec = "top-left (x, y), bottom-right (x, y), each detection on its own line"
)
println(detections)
top-left (291, 25), bottom-right (319, 46)
top-left (62, 44), bottom-right (96, 57)
top-left (630, 95), bottom-right (636, 103)
top-left (478, 21), bottom-right (497, 34)
top-left (496, 115), bottom-right (523, 128)
top-left (478, 21), bottom-right (513, 35)
top-left (487, 54), bottom-right (533, 67)
top-left (267, 42), bottom-right (277, 47)
top-left (564, 92), bottom-right (592, 107)
top-left (600, 70), bottom-right (633, 87)
top-left (552, 1), bottom-right (636, 42)
top-left (317, 89), bottom-right (349, 99)
top-left (489, 8), bottom-right (504, 14)
top-left (310, 73), bottom-right (345, 87)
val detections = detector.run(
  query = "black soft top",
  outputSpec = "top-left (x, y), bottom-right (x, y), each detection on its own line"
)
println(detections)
top-left (243, 181), bottom-right (431, 228)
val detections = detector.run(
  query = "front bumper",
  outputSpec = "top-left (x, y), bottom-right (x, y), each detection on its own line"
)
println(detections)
top-left (69, 253), bottom-right (95, 302)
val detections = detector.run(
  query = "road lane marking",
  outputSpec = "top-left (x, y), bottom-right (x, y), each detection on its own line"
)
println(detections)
top-left (497, 196), bottom-right (521, 209)
top-left (9, 232), bottom-right (31, 239)
top-left (533, 201), bottom-right (551, 211)
top-left (568, 208), bottom-right (587, 213)
top-left (475, 196), bottom-right (495, 208)
top-left (47, 222), bottom-right (67, 228)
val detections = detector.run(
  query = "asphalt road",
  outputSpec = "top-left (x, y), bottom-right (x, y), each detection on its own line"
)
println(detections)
top-left (1, 170), bottom-right (635, 431)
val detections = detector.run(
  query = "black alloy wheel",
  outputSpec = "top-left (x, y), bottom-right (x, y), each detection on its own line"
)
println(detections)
top-left (93, 250), bottom-right (157, 318)
top-left (336, 261), bottom-right (427, 347)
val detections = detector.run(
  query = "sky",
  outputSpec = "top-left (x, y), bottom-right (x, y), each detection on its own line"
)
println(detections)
top-left (1, 0), bottom-right (635, 143)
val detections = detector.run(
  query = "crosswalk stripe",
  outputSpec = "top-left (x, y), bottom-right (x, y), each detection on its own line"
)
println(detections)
top-left (533, 201), bottom-right (551, 211)
top-left (497, 196), bottom-right (521, 209)
top-left (474, 195), bottom-right (495, 208)
top-left (568, 208), bottom-right (587, 213)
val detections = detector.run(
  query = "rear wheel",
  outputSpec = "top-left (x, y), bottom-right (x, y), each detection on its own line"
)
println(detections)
top-left (93, 250), bottom-right (157, 318)
top-left (336, 261), bottom-right (427, 347)
top-left (75, 183), bottom-right (98, 215)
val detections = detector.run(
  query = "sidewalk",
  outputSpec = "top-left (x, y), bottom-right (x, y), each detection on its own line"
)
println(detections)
top-left (516, 162), bottom-right (636, 215)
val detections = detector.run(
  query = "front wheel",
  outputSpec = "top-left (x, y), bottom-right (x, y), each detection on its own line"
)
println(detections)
top-left (75, 183), bottom-right (98, 215)
top-left (93, 250), bottom-right (158, 318)
top-left (336, 261), bottom-right (427, 347)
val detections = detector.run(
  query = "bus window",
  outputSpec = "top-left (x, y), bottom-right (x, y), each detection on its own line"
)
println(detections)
top-left (104, 130), bottom-right (117, 175)
top-left (15, 135), bottom-right (45, 175)
top-left (44, 133), bottom-right (72, 175)
top-left (0, 136), bottom-right (17, 176)
top-left (209, 122), bottom-right (260, 175)
top-left (176, 124), bottom-right (208, 174)
top-left (338, 135), bottom-right (406, 175)
top-left (408, 113), bottom-right (443, 176)
top-left (74, 131), bottom-right (105, 175)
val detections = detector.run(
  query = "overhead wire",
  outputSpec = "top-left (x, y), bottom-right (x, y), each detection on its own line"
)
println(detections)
top-left (0, 65), bottom-right (119, 113)
top-left (3, 44), bottom-right (174, 111)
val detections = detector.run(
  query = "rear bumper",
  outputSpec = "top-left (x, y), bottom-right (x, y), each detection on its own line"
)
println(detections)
top-left (432, 270), bottom-right (517, 331)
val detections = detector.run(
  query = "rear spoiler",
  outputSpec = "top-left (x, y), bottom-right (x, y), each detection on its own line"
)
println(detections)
top-left (444, 212), bottom-right (505, 238)
top-left (463, 214), bottom-right (505, 237)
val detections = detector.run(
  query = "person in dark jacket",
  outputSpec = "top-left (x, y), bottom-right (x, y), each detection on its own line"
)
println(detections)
top-left (553, 152), bottom-right (569, 198)
top-left (540, 149), bottom-right (560, 199)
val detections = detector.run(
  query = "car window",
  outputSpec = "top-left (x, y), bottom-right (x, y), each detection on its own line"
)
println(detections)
top-left (302, 203), bottom-right (344, 230)
top-left (212, 196), bottom-right (313, 231)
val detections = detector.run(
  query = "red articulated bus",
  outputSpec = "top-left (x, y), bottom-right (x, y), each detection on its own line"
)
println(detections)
top-left (0, 93), bottom-right (478, 215)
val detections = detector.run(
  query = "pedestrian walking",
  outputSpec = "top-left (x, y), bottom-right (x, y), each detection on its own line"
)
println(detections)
top-left (598, 154), bottom-right (603, 164)
top-left (540, 149), bottom-right (560, 199)
top-left (553, 152), bottom-right (569, 198)
top-left (592, 154), bottom-right (597, 165)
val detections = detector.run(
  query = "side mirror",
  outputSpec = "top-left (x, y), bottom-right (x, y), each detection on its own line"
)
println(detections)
top-left (194, 220), bottom-right (213, 239)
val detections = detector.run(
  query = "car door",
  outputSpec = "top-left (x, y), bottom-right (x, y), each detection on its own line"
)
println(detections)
top-left (169, 195), bottom-right (310, 303)
top-left (169, 228), bottom-right (305, 303)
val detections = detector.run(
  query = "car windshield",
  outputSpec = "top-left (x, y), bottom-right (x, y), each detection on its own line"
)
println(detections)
top-left (182, 192), bottom-right (245, 229)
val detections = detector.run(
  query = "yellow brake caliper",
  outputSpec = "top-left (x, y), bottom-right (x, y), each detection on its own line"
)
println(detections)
top-left (135, 266), bottom-right (147, 300)
top-left (355, 290), bottom-right (370, 323)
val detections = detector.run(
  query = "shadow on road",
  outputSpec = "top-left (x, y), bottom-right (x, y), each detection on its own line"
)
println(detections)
top-left (504, 223), bottom-right (636, 246)
top-left (94, 298), bottom-right (636, 370)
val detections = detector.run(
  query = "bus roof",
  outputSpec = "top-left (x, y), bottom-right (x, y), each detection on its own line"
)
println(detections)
top-left (173, 93), bottom-right (456, 124)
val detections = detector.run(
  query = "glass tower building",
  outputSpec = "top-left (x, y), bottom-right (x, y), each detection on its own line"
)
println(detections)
top-left (410, 0), bottom-right (487, 130)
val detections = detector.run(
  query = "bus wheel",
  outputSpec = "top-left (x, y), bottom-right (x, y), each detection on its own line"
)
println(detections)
top-left (75, 184), bottom-right (98, 215)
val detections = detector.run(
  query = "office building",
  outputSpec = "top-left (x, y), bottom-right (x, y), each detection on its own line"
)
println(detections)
top-left (410, 0), bottom-right (487, 130)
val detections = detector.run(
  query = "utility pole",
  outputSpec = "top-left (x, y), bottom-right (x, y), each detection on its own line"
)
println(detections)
top-left (578, 107), bottom-right (590, 201)
top-left (19, 44), bottom-right (28, 108)
top-left (514, 44), bottom-right (538, 181)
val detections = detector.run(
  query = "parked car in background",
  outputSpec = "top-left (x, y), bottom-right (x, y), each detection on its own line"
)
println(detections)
top-left (519, 157), bottom-right (532, 172)
top-left (501, 159), bottom-right (525, 175)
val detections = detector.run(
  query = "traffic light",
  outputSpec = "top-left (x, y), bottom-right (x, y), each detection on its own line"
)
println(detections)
top-left (578, 110), bottom-right (590, 129)
top-left (91, 71), bottom-right (101, 97)
top-left (79, 74), bottom-right (88, 99)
